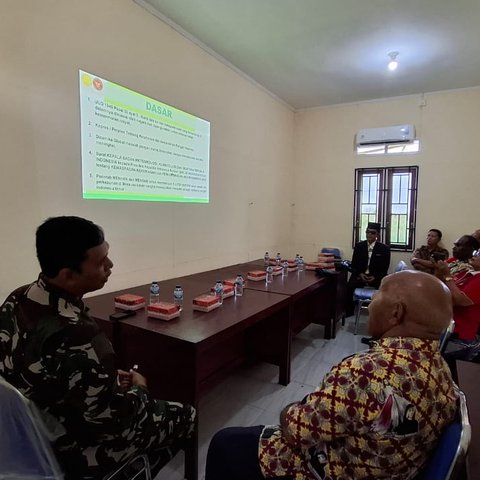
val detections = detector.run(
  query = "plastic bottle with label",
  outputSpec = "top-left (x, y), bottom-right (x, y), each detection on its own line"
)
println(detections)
top-left (299, 256), bottom-right (305, 272)
top-left (149, 282), bottom-right (160, 304)
top-left (173, 285), bottom-right (184, 307)
top-left (234, 274), bottom-right (244, 297)
top-left (276, 253), bottom-right (282, 266)
top-left (264, 252), bottom-right (270, 267)
top-left (214, 280), bottom-right (224, 305)
top-left (282, 260), bottom-right (289, 277)
top-left (266, 265), bottom-right (273, 283)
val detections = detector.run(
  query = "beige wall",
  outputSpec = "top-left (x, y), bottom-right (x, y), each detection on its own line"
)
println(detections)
top-left (293, 88), bottom-right (480, 269)
top-left (1, 1), bottom-right (479, 301)
top-left (0, 0), bottom-right (294, 300)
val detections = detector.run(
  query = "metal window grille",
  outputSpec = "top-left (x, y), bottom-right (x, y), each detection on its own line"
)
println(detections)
top-left (353, 166), bottom-right (418, 251)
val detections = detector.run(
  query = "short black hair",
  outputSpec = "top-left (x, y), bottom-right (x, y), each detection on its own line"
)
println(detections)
top-left (462, 235), bottom-right (480, 252)
top-left (429, 229), bottom-right (443, 239)
top-left (36, 216), bottom-right (104, 278)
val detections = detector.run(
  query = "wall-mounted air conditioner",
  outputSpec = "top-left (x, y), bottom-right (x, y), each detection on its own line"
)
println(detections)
top-left (356, 124), bottom-right (415, 145)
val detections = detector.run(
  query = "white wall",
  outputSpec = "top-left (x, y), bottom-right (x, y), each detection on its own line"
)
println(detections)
top-left (0, 0), bottom-right (294, 300)
top-left (292, 88), bottom-right (480, 269)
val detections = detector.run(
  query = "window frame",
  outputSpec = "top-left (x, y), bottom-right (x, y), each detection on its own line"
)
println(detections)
top-left (353, 166), bottom-right (418, 251)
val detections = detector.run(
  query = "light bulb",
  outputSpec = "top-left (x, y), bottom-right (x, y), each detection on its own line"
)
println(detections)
top-left (388, 60), bottom-right (398, 71)
top-left (387, 51), bottom-right (399, 71)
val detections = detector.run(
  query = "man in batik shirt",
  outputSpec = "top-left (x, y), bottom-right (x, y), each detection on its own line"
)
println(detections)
top-left (205, 271), bottom-right (457, 480)
top-left (0, 216), bottom-right (195, 479)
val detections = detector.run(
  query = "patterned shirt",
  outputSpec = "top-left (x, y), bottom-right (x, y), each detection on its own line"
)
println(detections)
top-left (259, 337), bottom-right (457, 480)
top-left (0, 276), bottom-right (195, 478)
top-left (411, 245), bottom-right (449, 274)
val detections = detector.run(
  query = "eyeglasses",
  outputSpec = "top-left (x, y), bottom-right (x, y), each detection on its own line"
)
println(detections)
top-left (365, 230), bottom-right (378, 235)
top-left (472, 250), bottom-right (480, 257)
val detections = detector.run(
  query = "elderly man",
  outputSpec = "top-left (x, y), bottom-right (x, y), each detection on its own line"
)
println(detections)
top-left (205, 271), bottom-right (457, 480)
top-left (346, 222), bottom-right (391, 317)
top-left (0, 216), bottom-right (195, 479)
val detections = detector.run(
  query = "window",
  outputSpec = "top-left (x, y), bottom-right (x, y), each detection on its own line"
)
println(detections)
top-left (353, 166), bottom-right (418, 251)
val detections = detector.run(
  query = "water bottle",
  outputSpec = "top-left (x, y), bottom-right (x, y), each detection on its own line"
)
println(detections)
top-left (299, 256), bottom-right (305, 272)
top-left (264, 252), bottom-right (270, 267)
top-left (282, 260), bottom-right (289, 277)
top-left (295, 254), bottom-right (300, 266)
top-left (234, 274), bottom-right (244, 297)
top-left (173, 285), bottom-right (184, 308)
top-left (149, 281), bottom-right (160, 304)
top-left (276, 253), bottom-right (282, 266)
top-left (266, 265), bottom-right (273, 284)
top-left (214, 280), bottom-right (224, 305)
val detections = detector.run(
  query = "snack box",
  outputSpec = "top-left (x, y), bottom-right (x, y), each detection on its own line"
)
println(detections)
top-left (317, 253), bottom-right (336, 263)
top-left (210, 284), bottom-right (235, 298)
top-left (247, 270), bottom-right (267, 281)
top-left (147, 302), bottom-right (181, 321)
top-left (114, 293), bottom-right (146, 310)
top-left (223, 278), bottom-right (236, 287)
top-left (193, 294), bottom-right (222, 312)
top-left (287, 260), bottom-right (298, 272)
top-left (306, 261), bottom-right (335, 271)
top-left (272, 266), bottom-right (283, 276)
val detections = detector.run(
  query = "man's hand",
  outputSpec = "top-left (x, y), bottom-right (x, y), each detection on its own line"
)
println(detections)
top-left (434, 260), bottom-right (450, 280)
top-left (360, 273), bottom-right (375, 284)
top-left (117, 369), bottom-right (148, 392)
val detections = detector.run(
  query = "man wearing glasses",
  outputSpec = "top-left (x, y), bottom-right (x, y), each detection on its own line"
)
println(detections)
top-left (346, 222), bottom-right (391, 317)
top-left (435, 239), bottom-right (480, 361)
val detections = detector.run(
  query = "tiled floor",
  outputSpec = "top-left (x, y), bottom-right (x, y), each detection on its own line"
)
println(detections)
top-left (155, 315), bottom-right (369, 480)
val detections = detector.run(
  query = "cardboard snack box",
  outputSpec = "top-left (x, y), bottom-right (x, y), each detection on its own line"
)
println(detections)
top-left (147, 302), bottom-right (181, 321)
top-left (210, 284), bottom-right (234, 298)
top-left (114, 293), bottom-right (146, 310)
top-left (272, 266), bottom-right (283, 276)
top-left (247, 270), bottom-right (267, 281)
top-left (193, 294), bottom-right (222, 312)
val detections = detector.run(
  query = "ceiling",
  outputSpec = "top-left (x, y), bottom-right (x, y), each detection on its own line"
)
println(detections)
top-left (135, 0), bottom-right (480, 110)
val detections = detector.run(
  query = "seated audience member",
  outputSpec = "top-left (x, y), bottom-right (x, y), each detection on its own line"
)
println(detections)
top-left (472, 229), bottom-right (480, 242)
top-left (0, 216), bottom-right (195, 479)
top-left (435, 248), bottom-right (480, 361)
top-left (205, 271), bottom-right (457, 480)
top-left (445, 235), bottom-right (479, 280)
top-left (410, 228), bottom-right (449, 273)
top-left (346, 222), bottom-right (391, 316)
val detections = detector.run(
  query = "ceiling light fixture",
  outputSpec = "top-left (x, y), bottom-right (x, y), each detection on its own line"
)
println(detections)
top-left (388, 51), bottom-right (399, 71)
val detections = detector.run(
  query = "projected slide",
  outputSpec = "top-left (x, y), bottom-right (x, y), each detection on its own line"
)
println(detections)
top-left (79, 70), bottom-right (210, 202)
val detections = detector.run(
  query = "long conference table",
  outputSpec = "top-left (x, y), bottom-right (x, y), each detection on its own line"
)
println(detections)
top-left (84, 260), bottom-right (346, 479)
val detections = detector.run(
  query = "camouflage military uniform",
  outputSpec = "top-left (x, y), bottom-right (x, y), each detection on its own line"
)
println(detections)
top-left (0, 275), bottom-right (196, 479)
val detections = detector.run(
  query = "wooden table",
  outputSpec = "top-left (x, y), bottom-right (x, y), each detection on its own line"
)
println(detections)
top-left (84, 260), bottom-right (346, 479)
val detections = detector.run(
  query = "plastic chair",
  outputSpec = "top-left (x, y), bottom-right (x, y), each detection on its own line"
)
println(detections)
top-left (0, 376), bottom-right (152, 480)
top-left (415, 390), bottom-right (471, 480)
top-left (353, 261), bottom-right (409, 334)
top-left (439, 320), bottom-right (456, 354)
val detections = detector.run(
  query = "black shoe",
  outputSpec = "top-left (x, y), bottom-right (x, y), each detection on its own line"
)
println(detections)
top-left (361, 336), bottom-right (373, 345)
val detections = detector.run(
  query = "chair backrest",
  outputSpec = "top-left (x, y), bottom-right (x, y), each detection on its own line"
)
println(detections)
top-left (321, 247), bottom-right (342, 258)
top-left (416, 390), bottom-right (471, 480)
top-left (0, 376), bottom-right (64, 479)
top-left (394, 260), bottom-right (408, 272)
top-left (439, 319), bottom-right (456, 354)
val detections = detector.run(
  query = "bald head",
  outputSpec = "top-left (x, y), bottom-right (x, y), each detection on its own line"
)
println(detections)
top-left (472, 229), bottom-right (480, 242)
top-left (368, 270), bottom-right (452, 340)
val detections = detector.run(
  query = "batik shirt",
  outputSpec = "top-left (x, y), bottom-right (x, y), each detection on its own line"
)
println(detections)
top-left (0, 276), bottom-right (195, 479)
top-left (259, 337), bottom-right (457, 480)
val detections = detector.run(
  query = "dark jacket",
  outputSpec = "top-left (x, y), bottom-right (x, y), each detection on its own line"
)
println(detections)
top-left (351, 241), bottom-right (391, 288)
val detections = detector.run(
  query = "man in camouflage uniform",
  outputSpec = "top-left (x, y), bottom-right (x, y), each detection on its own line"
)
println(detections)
top-left (0, 216), bottom-right (195, 479)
